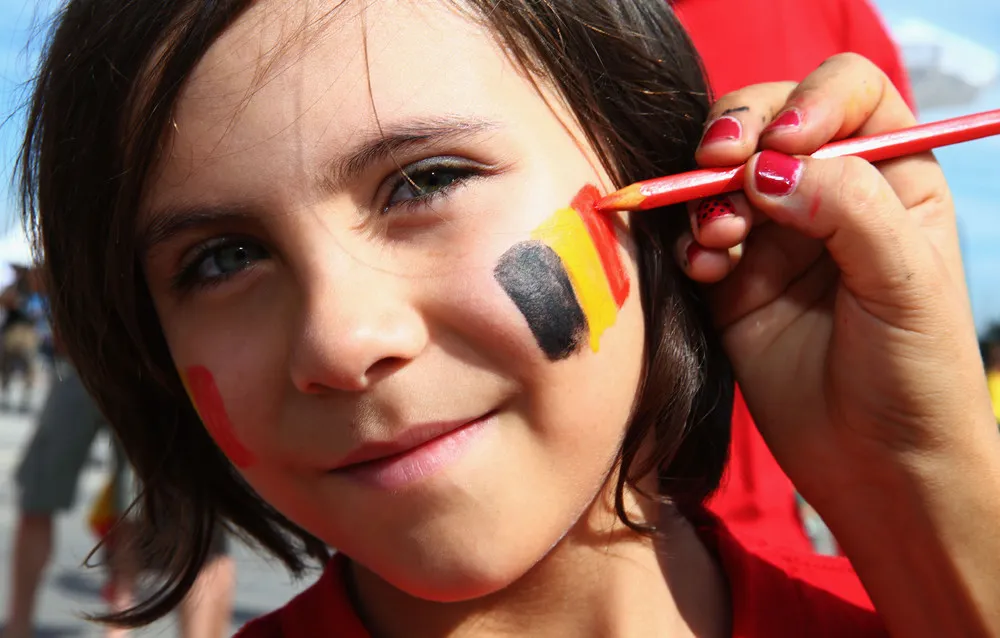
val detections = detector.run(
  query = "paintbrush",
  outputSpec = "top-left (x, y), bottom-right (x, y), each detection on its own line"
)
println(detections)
top-left (596, 108), bottom-right (1000, 212)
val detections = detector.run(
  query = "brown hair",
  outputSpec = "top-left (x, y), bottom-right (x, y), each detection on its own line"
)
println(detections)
top-left (19, 0), bottom-right (731, 627)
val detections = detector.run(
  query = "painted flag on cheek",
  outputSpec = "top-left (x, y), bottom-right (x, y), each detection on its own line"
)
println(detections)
top-left (181, 365), bottom-right (257, 468)
top-left (495, 184), bottom-right (630, 360)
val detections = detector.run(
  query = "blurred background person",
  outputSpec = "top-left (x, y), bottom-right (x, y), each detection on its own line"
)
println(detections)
top-left (2, 360), bottom-right (117, 638)
top-left (2, 353), bottom-right (237, 638)
top-left (0, 266), bottom-right (42, 412)
top-left (90, 463), bottom-right (237, 638)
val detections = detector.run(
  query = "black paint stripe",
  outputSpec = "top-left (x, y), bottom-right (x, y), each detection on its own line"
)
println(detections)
top-left (494, 241), bottom-right (586, 361)
top-left (721, 106), bottom-right (750, 116)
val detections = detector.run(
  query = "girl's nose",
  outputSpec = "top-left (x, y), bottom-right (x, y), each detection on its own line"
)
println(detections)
top-left (288, 270), bottom-right (429, 394)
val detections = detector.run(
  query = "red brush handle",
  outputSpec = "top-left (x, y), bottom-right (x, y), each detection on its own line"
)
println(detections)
top-left (626, 109), bottom-right (1000, 210)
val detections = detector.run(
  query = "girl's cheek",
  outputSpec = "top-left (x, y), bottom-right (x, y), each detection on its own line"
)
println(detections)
top-left (493, 184), bottom-right (630, 361)
top-left (181, 365), bottom-right (258, 468)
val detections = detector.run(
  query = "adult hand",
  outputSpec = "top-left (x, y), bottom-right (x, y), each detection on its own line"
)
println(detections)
top-left (676, 53), bottom-right (1000, 637)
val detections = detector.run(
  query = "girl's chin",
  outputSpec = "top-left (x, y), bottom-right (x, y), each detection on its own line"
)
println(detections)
top-left (355, 545), bottom-right (545, 603)
top-left (391, 574), bottom-right (515, 604)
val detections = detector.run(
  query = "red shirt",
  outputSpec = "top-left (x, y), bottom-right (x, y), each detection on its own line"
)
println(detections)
top-left (674, 0), bottom-right (916, 551)
top-left (235, 514), bottom-right (885, 637)
top-left (673, 0), bottom-right (916, 107)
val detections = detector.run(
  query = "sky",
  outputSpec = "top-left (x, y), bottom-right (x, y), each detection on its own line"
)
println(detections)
top-left (875, 0), bottom-right (1000, 333)
top-left (0, 0), bottom-right (53, 239)
top-left (0, 0), bottom-right (997, 330)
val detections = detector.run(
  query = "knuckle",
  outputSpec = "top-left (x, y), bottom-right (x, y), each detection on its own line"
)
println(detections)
top-left (829, 156), bottom-right (885, 213)
top-left (754, 81), bottom-right (798, 101)
top-left (823, 52), bottom-right (876, 73)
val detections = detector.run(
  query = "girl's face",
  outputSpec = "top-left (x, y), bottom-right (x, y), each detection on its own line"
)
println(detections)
top-left (141, 0), bottom-right (645, 600)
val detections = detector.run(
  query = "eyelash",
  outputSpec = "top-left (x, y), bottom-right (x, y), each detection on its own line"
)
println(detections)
top-left (170, 156), bottom-right (486, 293)
top-left (171, 236), bottom-right (269, 293)
top-left (380, 155), bottom-right (483, 215)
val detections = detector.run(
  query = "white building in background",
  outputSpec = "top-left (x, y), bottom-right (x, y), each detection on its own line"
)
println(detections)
top-left (892, 19), bottom-right (1000, 110)
top-left (0, 228), bottom-right (32, 268)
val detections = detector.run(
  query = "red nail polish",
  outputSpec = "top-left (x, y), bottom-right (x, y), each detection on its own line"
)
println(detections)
top-left (695, 196), bottom-right (736, 228)
top-left (685, 240), bottom-right (702, 267)
top-left (701, 116), bottom-right (742, 145)
top-left (763, 108), bottom-right (802, 134)
top-left (755, 151), bottom-right (802, 197)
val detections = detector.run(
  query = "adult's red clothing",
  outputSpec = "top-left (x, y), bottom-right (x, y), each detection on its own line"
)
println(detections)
top-left (673, 0), bottom-right (916, 105)
top-left (673, 0), bottom-right (915, 551)
top-left (236, 513), bottom-right (886, 637)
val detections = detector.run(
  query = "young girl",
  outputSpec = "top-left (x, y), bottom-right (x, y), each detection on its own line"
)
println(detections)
top-left (17, 1), bottom-right (1000, 636)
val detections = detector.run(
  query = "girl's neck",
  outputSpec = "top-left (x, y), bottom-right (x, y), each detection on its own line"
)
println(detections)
top-left (349, 492), bottom-right (731, 638)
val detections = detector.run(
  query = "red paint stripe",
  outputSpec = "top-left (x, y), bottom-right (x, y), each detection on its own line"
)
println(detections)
top-left (184, 365), bottom-right (257, 468)
top-left (571, 184), bottom-right (630, 307)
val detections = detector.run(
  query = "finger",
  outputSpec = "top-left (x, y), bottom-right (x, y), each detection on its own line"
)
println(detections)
top-left (706, 222), bottom-right (826, 329)
top-left (875, 155), bottom-right (964, 296)
top-left (756, 52), bottom-right (960, 291)
top-left (687, 193), bottom-right (753, 250)
top-left (719, 255), bottom-right (840, 360)
top-left (695, 82), bottom-right (797, 167)
top-left (743, 150), bottom-right (944, 313)
top-left (760, 53), bottom-right (918, 156)
top-left (676, 234), bottom-right (741, 284)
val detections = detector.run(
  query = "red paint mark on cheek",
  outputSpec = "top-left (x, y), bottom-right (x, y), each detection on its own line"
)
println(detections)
top-left (182, 365), bottom-right (257, 469)
top-left (572, 184), bottom-right (630, 306)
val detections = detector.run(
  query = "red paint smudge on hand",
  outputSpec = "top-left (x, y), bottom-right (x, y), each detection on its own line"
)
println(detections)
top-left (572, 185), bottom-right (630, 306)
top-left (182, 365), bottom-right (257, 468)
top-left (809, 187), bottom-right (823, 221)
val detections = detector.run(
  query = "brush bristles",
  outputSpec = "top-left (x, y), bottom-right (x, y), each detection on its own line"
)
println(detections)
top-left (594, 184), bottom-right (645, 212)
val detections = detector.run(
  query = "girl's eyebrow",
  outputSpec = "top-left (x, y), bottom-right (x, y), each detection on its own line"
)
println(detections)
top-left (323, 115), bottom-right (502, 192)
top-left (138, 204), bottom-right (259, 258)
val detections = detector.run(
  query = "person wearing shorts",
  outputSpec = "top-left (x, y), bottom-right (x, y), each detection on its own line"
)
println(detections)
top-left (2, 362), bottom-right (236, 638)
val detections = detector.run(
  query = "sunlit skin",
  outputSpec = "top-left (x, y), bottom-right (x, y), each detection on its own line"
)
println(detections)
top-left (139, 2), bottom-right (727, 637)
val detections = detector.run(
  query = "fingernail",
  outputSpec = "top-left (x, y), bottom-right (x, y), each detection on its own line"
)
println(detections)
top-left (754, 150), bottom-right (803, 197)
top-left (728, 242), bottom-right (744, 265)
top-left (700, 116), bottom-right (742, 146)
top-left (684, 239), bottom-right (702, 269)
top-left (694, 196), bottom-right (737, 229)
top-left (763, 108), bottom-right (802, 134)
top-left (677, 236), bottom-right (697, 270)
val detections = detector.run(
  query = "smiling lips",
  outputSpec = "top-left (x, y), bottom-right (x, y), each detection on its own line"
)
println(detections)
top-left (331, 412), bottom-right (496, 490)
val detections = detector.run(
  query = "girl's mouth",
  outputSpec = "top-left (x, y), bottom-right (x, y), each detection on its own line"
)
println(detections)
top-left (330, 411), bottom-right (497, 490)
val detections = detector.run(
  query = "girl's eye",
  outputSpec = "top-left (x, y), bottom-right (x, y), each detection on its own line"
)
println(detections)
top-left (175, 239), bottom-right (270, 291)
top-left (199, 241), bottom-right (269, 278)
top-left (383, 156), bottom-right (481, 213)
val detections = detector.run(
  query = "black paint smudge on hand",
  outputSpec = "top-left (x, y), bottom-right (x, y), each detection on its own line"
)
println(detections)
top-left (494, 242), bottom-right (586, 361)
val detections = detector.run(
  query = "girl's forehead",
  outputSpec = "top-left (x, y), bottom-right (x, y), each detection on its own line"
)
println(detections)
top-left (177, 0), bottom-right (517, 141)
top-left (146, 0), bottom-right (593, 215)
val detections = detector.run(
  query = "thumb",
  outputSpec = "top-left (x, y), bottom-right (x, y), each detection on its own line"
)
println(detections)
top-left (742, 150), bottom-right (940, 311)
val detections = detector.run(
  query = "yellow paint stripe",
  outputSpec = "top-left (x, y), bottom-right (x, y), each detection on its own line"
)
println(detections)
top-left (532, 206), bottom-right (617, 352)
